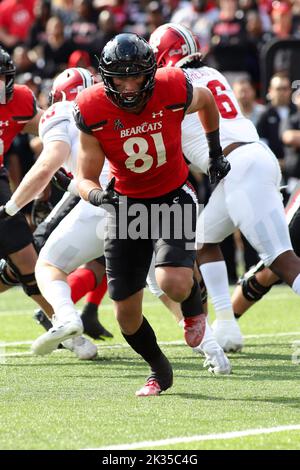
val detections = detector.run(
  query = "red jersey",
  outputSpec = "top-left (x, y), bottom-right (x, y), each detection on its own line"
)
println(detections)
top-left (74, 67), bottom-right (192, 198)
top-left (0, 84), bottom-right (37, 167)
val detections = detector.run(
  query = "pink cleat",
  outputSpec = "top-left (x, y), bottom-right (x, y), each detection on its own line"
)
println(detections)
top-left (135, 379), bottom-right (161, 397)
top-left (184, 314), bottom-right (206, 348)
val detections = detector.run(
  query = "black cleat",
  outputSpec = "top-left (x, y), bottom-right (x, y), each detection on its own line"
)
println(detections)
top-left (81, 302), bottom-right (113, 340)
top-left (33, 309), bottom-right (52, 331)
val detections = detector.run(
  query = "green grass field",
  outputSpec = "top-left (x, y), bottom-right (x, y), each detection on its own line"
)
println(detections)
top-left (1, 285), bottom-right (300, 450)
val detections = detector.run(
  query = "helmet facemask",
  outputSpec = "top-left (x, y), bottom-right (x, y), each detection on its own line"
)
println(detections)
top-left (102, 68), bottom-right (156, 110)
top-left (99, 34), bottom-right (157, 110)
top-left (0, 48), bottom-right (16, 103)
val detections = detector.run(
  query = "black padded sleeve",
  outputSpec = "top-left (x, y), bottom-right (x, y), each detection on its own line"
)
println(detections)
top-left (183, 72), bottom-right (193, 112)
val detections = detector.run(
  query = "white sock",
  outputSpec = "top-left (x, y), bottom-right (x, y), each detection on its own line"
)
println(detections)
top-left (200, 261), bottom-right (235, 321)
top-left (41, 280), bottom-right (78, 323)
top-left (292, 273), bottom-right (300, 295)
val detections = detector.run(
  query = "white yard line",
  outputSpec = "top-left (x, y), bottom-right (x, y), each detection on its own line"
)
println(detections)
top-left (0, 292), bottom-right (293, 317)
top-left (2, 331), bottom-right (300, 349)
top-left (245, 331), bottom-right (300, 339)
top-left (1, 340), bottom-right (33, 346)
top-left (0, 352), bottom-right (32, 357)
top-left (88, 424), bottom-right (300, 450)
top-left (0, 301), bottom-right (160, 317)
top-left (0, 347), bottom-right (70, 358)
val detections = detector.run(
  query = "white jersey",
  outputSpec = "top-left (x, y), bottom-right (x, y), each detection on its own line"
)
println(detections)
top-left (39, 101), bottom-right (109, 186)
top-left (182, 66), bottom-right (259, 173)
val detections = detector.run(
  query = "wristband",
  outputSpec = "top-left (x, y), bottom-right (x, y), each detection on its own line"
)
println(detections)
top-left (5, 199), bottom-right (21, 216)
top-left (88, 188), bottom-right (103, 206)
top-left (206, 129), bottom-right (222, 158)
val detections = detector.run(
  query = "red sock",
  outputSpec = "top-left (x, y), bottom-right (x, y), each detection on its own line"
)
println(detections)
top-left (86, 275), bottom-right (107, 306)
top-left (68, 268), bottom-right (97, 303)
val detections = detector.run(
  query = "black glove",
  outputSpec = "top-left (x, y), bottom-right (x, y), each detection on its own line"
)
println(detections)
top-left (88, 177), bottom-right (121, 210)
top-left (207, 153), bottom-right (231, 185)
top-left (0, 205), bottom-right (10, 220)
top-left (52, 168), bottom-right (73, 193)
top-left (31, 200), bottom-right (53, 226)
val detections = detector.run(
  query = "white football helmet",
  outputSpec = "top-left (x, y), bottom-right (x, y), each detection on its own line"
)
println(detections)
top-left (149, 23), bottom-right (201, 68)
top-left (48, 67), bottom-right (94, 105)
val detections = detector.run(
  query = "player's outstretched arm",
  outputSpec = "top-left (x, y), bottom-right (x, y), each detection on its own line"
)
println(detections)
top-left (76, 130), bottom-right (105, 201)
top-left (0, 140), bottom-right (69, 217)
top-left (187, 86), bottom-right (231, 184)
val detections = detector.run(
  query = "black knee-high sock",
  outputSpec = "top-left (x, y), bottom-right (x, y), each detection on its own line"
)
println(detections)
top-left (181, 278), bottom-right (203, 318)
top-left (122, 317), bottom-right (173, 390)
top-left (122, 316), bottom-right (161, 363)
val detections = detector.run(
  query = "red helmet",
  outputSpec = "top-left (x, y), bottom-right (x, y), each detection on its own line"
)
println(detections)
top-left (149, 23), bottom-right (201, 68)
top-left (48, 67), bottom-right (94, 106)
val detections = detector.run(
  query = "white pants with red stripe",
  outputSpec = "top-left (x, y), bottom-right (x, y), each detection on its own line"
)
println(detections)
top-left (38, 199), bottom-right (106, 273)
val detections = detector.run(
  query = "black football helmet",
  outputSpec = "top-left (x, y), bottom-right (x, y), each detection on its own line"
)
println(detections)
top-left (0, 47), bottom-right (16, 102)
top-left (99, 33), bottom-right (157, 110)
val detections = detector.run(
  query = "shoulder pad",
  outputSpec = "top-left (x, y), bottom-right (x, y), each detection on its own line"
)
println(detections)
top-left (12, 85), bottom-right (37, 122)
top-left (39, 101), bottom-right (73, 140)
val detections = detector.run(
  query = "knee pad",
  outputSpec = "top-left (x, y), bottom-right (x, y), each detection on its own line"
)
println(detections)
top-left (0, 258), bottom-right (20, 286)
top-left (20, 272), bottom-right (41, 296)
top-left (6, 258), bottom-right (40, 297)
top-left (240, 274), bottom-right (271, 302)
top-left (238, 260), bottom-right (281, 302)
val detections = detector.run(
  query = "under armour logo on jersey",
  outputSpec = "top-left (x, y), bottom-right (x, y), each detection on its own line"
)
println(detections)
top-left (152, 110), bottom-right (163, 119)
top-left (114, 119), bottom-right (124, 130)
top-left (0, 120), bottom-right (9, 127)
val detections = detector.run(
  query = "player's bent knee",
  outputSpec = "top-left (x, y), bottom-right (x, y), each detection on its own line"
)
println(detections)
top-left (6, 257), bottom-right (40, 297)
top-left (159, 275), bottom-right (192, 302)
top-left (35, 257), bottom-right (54, 274)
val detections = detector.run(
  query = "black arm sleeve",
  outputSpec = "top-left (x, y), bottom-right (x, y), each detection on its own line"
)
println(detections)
top-left (183, 72), bottom-right (193, 112)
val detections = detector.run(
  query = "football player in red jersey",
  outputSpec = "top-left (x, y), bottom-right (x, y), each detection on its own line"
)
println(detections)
top-left (74, 33), bottom-right (230, 396)
top-left (0, 47), bottom-right (53, 317)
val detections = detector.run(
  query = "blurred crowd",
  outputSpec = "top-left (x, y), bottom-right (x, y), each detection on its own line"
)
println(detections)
top-left (2, 0), bottom-right (300, 94)
top-left (1, 0), bottom-right (300, 280)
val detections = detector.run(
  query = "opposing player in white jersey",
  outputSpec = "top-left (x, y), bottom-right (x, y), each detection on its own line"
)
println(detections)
top-left (231, 182), bottom-right (300, 318)
top-left (3, 68), bottom-right (108, 358)
top-left (150, 23), bottom-right (300, 352)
